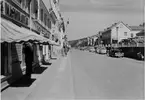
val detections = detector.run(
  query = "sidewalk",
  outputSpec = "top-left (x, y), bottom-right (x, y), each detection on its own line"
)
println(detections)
top-left (25, 52), bottom-right (74, 100)
top-left (1, 58), bottom-right (62, 100)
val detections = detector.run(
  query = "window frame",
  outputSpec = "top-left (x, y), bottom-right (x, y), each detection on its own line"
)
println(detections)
top-left (40, 9), bottom-right (43, 22)
top-left (131, 33), bottom-right (134, 37)
top-left (44, 13), bottom-right (47, 26)
top-left (124, 32), bottom-right (127, 36)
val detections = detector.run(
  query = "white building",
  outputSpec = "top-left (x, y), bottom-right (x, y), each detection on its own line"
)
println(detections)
top-left (129, 26), bottom-right (144, 38)
top-left (111, 22), bottom-right (131, 42)
top-left (101, 21), bottom-right (143, 45)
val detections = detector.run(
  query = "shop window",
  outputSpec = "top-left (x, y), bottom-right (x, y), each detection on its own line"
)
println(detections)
top-left (44, 13), bottom-right (47, 26)
top-left (33, 0), bottom-right (38, 17)
top-left (11, 43), bottom-right (23, 71)
top-left (33, 44), bottom-right (38, 64)
top-left (47, 19), bottom-right (49, 28)
top-left (1, 43), bottom-right (11, 77)
top-left (40, 9), bottom-right (43, 22)
top-left (47, 19), bottom-right (51, 29)
top-left (22, 45), bottom-right (26, 68)
top-left (0, 1), bottom-right (4, 14)
top-left (5, 2), bottom-right (10, 16)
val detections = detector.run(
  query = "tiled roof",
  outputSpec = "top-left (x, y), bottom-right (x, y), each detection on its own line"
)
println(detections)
top-left (102, 21), bottom-right (131, 33)
top-left (136, 30), bottom-right (144, 36)
top-left (129, 26), bottom-right (144, 31)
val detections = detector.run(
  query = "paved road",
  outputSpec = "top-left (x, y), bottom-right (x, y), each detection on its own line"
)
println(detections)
top-left (25, 49), bottom-right (144, 100)
top-left (70, 49), bottom-right (144, 99)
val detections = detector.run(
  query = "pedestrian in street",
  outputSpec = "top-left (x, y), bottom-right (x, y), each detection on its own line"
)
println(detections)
top-left (23, 41), bottom-right (34, 79)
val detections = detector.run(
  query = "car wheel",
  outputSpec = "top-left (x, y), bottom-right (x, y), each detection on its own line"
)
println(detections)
top-left (107, 53), bottom-right (109, 56)
top-left (137, 54), bottom-right (141, 60)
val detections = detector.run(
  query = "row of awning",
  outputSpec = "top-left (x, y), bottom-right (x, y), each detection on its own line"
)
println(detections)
top-left (1, 18), bottom-right (60, 46)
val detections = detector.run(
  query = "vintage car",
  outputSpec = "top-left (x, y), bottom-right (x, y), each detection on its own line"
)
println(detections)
top-left (107, 48), bottom-right (124, 57)
top-left (95, 47), bottom-right (106, 54)
top-left (97, 47), bottom-right (107, 54)
top-left (96, 48), bottom-right (100, 53)
top-left (88, 47), bottom-right (95, 52)
top-left (125, 51), bottom-right (144, 60)
top-left (137, 52), bottom-right (144, 60)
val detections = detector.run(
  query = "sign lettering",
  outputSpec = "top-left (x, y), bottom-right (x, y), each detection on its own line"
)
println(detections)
top-left (4, 2), bottom-right (29, 26)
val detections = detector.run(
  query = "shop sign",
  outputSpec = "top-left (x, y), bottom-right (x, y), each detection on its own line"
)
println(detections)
top-left (4, 1), bottom-right (29, 26)
top-left (35, 22), bottom-right (50, 38)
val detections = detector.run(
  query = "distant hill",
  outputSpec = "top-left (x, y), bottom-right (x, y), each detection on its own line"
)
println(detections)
top-left (69, 38), bottom-right (88, 47)
top-left (68, 40), bottom-right (79, 47)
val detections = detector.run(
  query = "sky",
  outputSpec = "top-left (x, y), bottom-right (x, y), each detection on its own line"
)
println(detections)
top-left (44, 0), bottom-right (144, 41)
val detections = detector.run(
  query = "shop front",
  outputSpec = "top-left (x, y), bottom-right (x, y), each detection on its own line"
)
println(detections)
top-left (1, 0), bottom-right (30, 90)
top-left (0, 0), bottom-right (60, 91)
top-left (1, 18), bottom-right (52, 90)
top-left (33, 20), bottom-right (53, 63)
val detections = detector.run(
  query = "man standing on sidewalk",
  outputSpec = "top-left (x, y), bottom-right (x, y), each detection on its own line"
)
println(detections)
top-left (23, 41), bottom-right (34, 79)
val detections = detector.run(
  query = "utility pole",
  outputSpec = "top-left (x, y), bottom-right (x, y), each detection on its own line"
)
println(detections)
top-left (116, 27), bottom-right (119, 47)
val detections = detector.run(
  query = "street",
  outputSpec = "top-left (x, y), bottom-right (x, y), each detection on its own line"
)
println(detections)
top-left (25, 49), bottom-right (144, 100)
top-left (1, 0), bottom-right (144, 100)
top-left (70, 49), bottom-right (144, 99)
top-left (2, 49), bottom-right (144, 100)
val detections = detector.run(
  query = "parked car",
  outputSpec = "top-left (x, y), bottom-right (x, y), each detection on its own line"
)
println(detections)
top-left (100, 47), bottom-right (107, 54)
top-left (96, 48), bottom-right (100, 53)
top-left (96, 47), bottom-right (106, 54)
top-left (125, 51), bottom-right (144, 60)
top-left (137, 52), bottom-right (144, 60)
top-left (95, 47), bottom-right (107, 54)
top-left (80, 47), bottom-right (83, 50)
top-left (89, 47), bottom-right (95, 52)
top-left (107, 48), bottom-right (124, 57)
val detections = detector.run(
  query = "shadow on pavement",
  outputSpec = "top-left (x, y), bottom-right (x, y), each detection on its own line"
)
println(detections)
top-left (32, 66), bottom-right (48, 74)
top-left (51, 58), bottom-right (57, 60)
top-left (10, 75), bottom-right (36, 87)
top-left (42, 62), bottom-right (52, 65)
top-left (9, 66), bottom-right (48, 88)
top-left (124, 57), bottom-right (144, 61)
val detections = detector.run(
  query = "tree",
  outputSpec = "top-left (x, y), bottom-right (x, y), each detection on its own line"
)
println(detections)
top-left (139, 22), bottom-right (145, 26)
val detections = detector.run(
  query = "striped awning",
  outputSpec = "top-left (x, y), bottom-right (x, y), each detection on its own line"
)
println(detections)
top-left (1, 18), bottom-right (60, 46)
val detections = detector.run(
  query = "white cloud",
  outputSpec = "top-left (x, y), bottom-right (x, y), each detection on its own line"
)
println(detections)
top-left (88, 0), bottom-right (142, 7)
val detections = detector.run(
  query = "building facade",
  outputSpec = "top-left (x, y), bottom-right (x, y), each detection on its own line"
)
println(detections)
top-left (1, 0), bottom-right (33, 90)
top-left (129, 26), bottom-right (144, 38)
top-left (101, 22), bottom-right (132, 46)
top-left (1, 0), bottom-right (65, 90)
